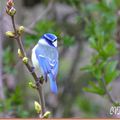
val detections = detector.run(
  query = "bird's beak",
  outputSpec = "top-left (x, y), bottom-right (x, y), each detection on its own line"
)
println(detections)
top-left (53, 40), bottom-right (57, 47)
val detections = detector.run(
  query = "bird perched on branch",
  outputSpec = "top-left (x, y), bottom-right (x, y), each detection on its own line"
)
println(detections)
top-left (31, 33), bottom-right (58, 94)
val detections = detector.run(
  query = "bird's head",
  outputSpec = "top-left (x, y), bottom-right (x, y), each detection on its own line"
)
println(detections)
top-left (39, 33), bottom-right (58, 47)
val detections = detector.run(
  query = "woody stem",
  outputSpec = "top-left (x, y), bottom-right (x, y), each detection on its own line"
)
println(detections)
top-left (11, 15), bottom-right (46, 116)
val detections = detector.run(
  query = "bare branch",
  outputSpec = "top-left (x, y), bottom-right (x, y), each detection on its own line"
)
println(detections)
top-left (11, 15), bottom-right (46, 116)
top-left (101, 78), bottom-right (119, 106)
top-left (28, 0), bottom-right (55, 29)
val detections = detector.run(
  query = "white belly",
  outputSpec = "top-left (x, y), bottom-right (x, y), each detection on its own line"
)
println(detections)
top-left (31, 45), bottom-right (41, 76)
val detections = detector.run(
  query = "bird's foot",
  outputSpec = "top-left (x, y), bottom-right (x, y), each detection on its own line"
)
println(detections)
top-left (31, 67), bottom-right (35, 73)
top-left (36, 76), bottom-right (44, 87)
top-left (39, 76), bottom-right (44, 84)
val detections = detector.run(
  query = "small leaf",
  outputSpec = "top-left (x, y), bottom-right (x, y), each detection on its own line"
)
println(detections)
top-left (63, 35), bottom-right (75, 46)
top-left (83, 87), bottom-right (105, 95)
top-left (80, 65), bottom-right (93, 72)
top-left (83, 81), bottom-right (105, 95)
top-left (104, 61), bottom-right (119, 83)
top-left (89, 37), bottom-right (97, 49)
top-left (104, 41), bottom-right (117, 57)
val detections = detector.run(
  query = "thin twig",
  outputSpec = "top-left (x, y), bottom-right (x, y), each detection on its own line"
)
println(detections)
top-left (101, 77), bottom-right (119, 106)
top-left (11, 15), bottom-right (46, 116)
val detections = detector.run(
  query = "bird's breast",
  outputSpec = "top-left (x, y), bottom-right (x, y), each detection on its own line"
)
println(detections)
top-left (31, 45), bottom-right (41, 74)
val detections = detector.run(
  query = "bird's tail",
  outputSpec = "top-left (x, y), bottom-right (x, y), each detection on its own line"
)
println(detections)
top-left (48, 73), bottom-right (58, 94)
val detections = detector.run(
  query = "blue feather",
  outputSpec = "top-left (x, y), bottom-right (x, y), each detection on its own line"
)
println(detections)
top-left (48, 73), bottom-right (58, 94)
top-left (35, 46), bottom-right (58, 94)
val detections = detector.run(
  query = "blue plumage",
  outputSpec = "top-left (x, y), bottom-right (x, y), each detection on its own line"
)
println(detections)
top-left (42, 33), bottom-right (57, 42)
top-left (31, 33), bottom-right (58, 94)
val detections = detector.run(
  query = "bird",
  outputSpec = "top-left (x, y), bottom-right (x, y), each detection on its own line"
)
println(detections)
top-left (31, 33), bottom-right (59, 94)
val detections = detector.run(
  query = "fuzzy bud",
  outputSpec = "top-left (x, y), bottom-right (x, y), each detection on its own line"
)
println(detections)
top-left (43, 111), bottom-right (51, 118)
top-left (5, 31), bottom-right (15, 38)
top-left (34, 101), bottom-right (41, 114)
top-left (8, 7), bottom-right (16, 16)
top-left (18, 26), bottom-right (24, 35)
top-left (22, 57), bottom-right (28, 64)
top-left (7, 0), bottom-right (14, 9)
top-left (18, 49), bottom-right (23, 58)
top-left (28, 82), bottom-right (37, 89)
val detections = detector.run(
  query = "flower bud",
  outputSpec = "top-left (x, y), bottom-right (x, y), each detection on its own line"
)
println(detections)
top-left (34, 101), bottom-right (41, 114)
top-left (18, 49), bottom-right (23, 58)
top-left (5, 31), bottom-right (15, 38)
top-left (8, 7), bottom-right (16, 16)
top-left (28, 82), bottom-right (37, 89)
top-left (18, 26), bottom-right (24, 35)
top-left (22, 57), bottom-right (28, 64)
top-left (7, 0), bottom-right (14, 9)
top-left (43, 111), bottom-right (51, 118)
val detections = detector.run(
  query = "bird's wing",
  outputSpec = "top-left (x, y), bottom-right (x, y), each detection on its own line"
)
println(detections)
top-left (35, 46), bottom-right (58, 94)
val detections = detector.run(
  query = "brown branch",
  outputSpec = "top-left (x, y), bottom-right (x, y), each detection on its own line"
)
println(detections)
top-left (101, 78), bottom-right (119, 106)
top-left (11, 16), bottom-right (46, 116)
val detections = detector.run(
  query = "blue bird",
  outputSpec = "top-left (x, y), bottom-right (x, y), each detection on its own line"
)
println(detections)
top-left (31, 33), bottom-right (59, 94)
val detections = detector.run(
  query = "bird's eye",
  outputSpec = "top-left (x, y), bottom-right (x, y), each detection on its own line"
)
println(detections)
top-left (53, 39), bottom-right (57, 42)
top-left (52, 40), bottom-right (57, 47)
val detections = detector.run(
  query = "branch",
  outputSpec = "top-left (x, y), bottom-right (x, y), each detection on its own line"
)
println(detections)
top-left (101, 77), bottom-right (119, 106)
top-left (28, 0), bottom-right (55, 29)
top-left (10, 15), bottom-right (46, 117)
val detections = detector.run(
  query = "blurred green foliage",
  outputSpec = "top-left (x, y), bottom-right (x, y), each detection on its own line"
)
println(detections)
top-left (0, 87), bottom-right (29, 117)
top-left (82, 0), bottom-right (120, 97)
top-left (75, 96), bottom-right (101, 117)
top-left (2, 0), bottom-right (120, 118)
top-left (25, 20), bottom-right (75, 48)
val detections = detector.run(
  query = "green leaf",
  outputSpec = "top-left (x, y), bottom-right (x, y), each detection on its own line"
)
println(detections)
top-left (63, 35), bottom-right (75, 46)
top-left (83, 81), bottom-right (105, 95)
top-left (89, 37), bottom-right (97, 50)
top-left (80, 65), bottom-right (93, 72)
top-left (104, 61), bottom-right (120, 84)
top-left (106, 61), bottom-right (118, 72)
top-left (104, 41), bottom-right (117, 57)
top-left (105, 70), bottom-right (120, 84)
top-left (83, 86), bottom-right (105, 95)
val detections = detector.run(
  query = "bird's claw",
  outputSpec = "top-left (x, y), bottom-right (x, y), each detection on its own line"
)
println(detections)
top-left (39, 76), bottom-right (44, 84)
top-left (31, 67), bottom-right (35, 73)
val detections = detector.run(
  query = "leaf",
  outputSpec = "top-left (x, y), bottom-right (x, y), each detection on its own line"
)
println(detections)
top-left (63, 35), bottom-right (75, 46)
top-left (89, 37), bottom-right (97, 50)
top-left (80, 65), bottom-right (93, 72)
top-left (104, 61), bottom-right (120, 84)
top-left (104, 41), bottom-right (117, 57)
top-left (83, 86), bottom-right (105, 95)
top-left (105, 70), bottom-right (120, 84)
top-left (83, 81), bottom-right (105, 95)
top-left (106, 61), bottom-right (118, 72)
